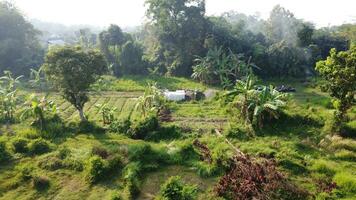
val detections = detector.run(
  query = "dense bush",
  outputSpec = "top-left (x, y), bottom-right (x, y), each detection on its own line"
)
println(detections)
top-left (0, 141), bottom-right (11, 162)
top-left (109, 118), bottom-right (131, 133)
top-left (32, 176), bottom-right (50, 190)
top-left (156, 176), bottom-right (198, 200)
top-left (85, 155), bottom-right (106, 184)
top-left (28, 138), bottom-right (51, 155)
top-left (128, 115), bottom-right (159, 139)
top-left (85, 153), bottom-right (124, 184)
top-left (11, 137), bottom-right (29, 154)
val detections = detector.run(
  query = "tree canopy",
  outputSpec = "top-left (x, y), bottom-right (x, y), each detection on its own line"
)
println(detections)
top-left (42, 46), bottom-right (107, 121)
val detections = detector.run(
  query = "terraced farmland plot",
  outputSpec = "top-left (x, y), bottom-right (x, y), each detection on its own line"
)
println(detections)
top-left (45, 91), bottom-right (227, 130)
top-left (48, 92), bottom-right (142, 123)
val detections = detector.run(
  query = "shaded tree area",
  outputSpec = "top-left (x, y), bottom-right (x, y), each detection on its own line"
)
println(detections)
top-left (0, 1), bottom-right (43, 76)
top-left (140, 1), bottom-right (350, 79)
top-left (98, 24), bottom-right (147, 77)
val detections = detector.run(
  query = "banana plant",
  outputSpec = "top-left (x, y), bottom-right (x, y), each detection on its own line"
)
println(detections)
top-left (94, 103), bottom-right (117, 125)
top-left (249, 85), bottom-right (289, 128)
top-left (135, 82), bottom-right (165, 118)
top-left (20, 94), bottom-right (57, 130)
top-left (0, 71), bottom-right (23, 122)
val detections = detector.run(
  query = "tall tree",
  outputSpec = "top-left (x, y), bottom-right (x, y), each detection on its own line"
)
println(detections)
top-left (145, 0), bottom-right (207, 76)
top-left (0, 1), bottom-right (43, 76)
top-left (42, 46), bottom-right (107, 121)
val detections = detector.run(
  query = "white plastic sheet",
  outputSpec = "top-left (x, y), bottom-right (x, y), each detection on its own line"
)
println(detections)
top-left (163, 90), bottom-right (186, 101)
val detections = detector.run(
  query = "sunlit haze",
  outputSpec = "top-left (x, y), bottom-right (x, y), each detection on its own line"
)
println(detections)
top-left (12, 0), bottom-right (356, 28)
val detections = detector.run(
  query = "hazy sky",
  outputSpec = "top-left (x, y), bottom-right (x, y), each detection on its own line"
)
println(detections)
top-left (13, 0), bottom-right (356, 28)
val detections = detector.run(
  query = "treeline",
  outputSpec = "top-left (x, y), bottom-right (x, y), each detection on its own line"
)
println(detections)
top-left (0, 0), bottom-right (355, 79)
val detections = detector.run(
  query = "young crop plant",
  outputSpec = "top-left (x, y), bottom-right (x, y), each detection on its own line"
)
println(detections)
top-left (135, 82), bottom-right (166, 118)
top-left (0, 71), bottom-right (23, 123)
top-left (225, 75), bottom-right (289, 129)
top-left (20, 94), bottom-right (57, 131)
top-left (95, 103), bottom-right (117, 125)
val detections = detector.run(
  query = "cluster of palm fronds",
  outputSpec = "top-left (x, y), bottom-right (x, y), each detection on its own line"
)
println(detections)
top-left (192, 47), bottom-right (254, 88)
top-left (225, 75), bottom-right (289, 128)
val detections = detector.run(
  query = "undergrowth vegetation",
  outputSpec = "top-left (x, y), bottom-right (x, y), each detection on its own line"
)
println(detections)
top-left (0, 75), bottom-right (354, 200)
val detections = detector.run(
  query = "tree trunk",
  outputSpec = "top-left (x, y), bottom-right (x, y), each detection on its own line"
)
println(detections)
top-left (78, 108), bottom-right (87, 122)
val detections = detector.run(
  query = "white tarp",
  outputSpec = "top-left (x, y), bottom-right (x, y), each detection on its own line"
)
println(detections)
top-left (163, 90), bottom-right (186, 101)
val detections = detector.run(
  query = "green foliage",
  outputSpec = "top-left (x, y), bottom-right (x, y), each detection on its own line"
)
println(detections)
top-left (316, 47), bottom-right (356, 131)
top-left (128, 115), bottom-right (159, 139)
top-left (20, 94), bottom-right (57, 130)
top-left (28, 138), bottom-right (51, 155)
top-left (135, 82), bottom-right (166, 117)
top-left (225, 75), bottom-right (289, 129)
top-left (84, 153), bottom-right (124, 184)
top-left (85, 155), bottom-right (106, 184)
top-left (11, 137), bottom-right (29, 154)
top-left (0, 1), bottom-right (43, 76)
top-left (95, 103), bottom-right (117, 125)
top-left (32, 176), bottom-right (50, 190)
top-left (0, 140), bottom-right (10, 162)
top-left (192, 47), bottom-right (250, 88)
top-left (145, 0), bottom-right (207, 76)
top-left (156, 176), bottom-right (198, 200)
top-left (42, 46), bottom-right (107, 121)
top-left (0, 71), bottom-right (22, 122)
top-left (109, 118), bottom-right (131, 133)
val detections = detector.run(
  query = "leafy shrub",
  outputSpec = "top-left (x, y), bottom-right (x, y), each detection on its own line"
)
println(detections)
top-left (11, 137), bottom-right (29, 153)
top-left (122, 162), bottom-right (142, 199)
top-left (156, 176), bottom-right (198, 200)
top-left (0, 141), bottom-right (10, 162)
top-left (28, 138), bottom-right (51, 155)
top-left (128, 115), bottom-right (159, 139)
top-left (85, 156), bottom-right (106, 184)
top-left (106, 155), bottom-right (124, 172)
top-left (109, 118), bottom-right (131, 133)
top-left (32, 176), bottom-right (50, 190)
top-left (84, 154), bottom-right (123, 184)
